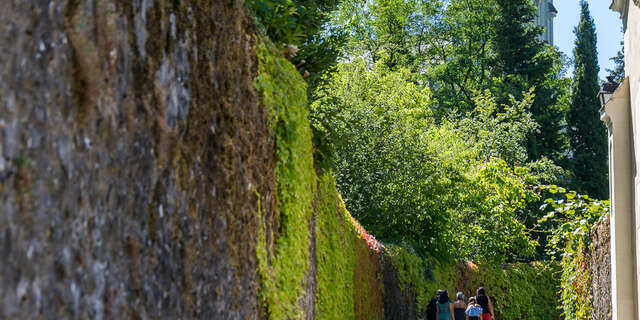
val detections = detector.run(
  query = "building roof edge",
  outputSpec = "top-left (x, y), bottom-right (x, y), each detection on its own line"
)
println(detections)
top-left (610, 0), bottom-right (629, 30)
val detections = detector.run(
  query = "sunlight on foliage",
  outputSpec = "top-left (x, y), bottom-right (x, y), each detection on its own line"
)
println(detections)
top-left (254, 39), bottom-right (316, 320)
top-left (311, 58), bottom-right (558, 263)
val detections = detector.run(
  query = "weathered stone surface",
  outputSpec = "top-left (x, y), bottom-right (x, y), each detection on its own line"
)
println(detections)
top-left (381, 252), bottom-right (419, 320)
top-left (591, 215), bottom-right (612, 320)
top-left (0, 0), bottom-right (276, 319)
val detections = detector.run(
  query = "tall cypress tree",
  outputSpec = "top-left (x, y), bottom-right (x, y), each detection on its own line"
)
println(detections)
top-left (567, 0), bottom-right (608, 199)
top-left (492, 0), bottom-right (567, 162)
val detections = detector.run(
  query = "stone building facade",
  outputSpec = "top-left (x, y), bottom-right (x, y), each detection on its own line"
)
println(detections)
top-left (602, 0), bottom-right (640, 319)
top-left (534, 0), bottom-right (557, 44)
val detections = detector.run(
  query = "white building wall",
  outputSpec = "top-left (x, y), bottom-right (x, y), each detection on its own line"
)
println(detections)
top-left (626, 3), bottom-right (640, 318)
top-left (628, 2), bottom-right (640, 124)
top-left (609, 0), bottom-right (640, 318)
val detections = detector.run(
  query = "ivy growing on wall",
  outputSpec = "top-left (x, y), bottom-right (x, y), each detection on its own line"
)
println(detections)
top-left (384, 247), bottom-right (560, 320)
top-left (538, 186), bottom-right (609, 320)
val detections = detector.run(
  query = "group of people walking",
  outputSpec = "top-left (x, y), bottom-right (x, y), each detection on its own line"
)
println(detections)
top-left (426, 287), bottom-right (495, 320)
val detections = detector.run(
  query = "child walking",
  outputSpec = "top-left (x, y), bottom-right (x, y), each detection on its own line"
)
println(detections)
top-left (465, 296), bottom-right (483, 320)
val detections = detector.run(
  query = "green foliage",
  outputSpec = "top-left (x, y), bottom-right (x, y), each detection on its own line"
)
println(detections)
top-left (336, 0), bottom-right (433, 71)
top-left (247, 0), bottom-right (341, 46)
top-left (336, 0), bottom-right (570, 151)
top-left (246, 0), bottom-right (345, 91)
top-left (311, 59), bottom-right (456, 259)
top-left (453, 159), bottom-right (541, 263)
top-left (607, 40), bottom-right (625, 83)
top-left (567, 0), bottom-right (608, 199)
top-left (337, 0), bottom-right (496, 113)
top-left (467, 262), bottom-right (560, 320)
top-left (385, 246), bottom-right (561, 319)
top-left (492, 0), bottom-right (545, 78)
top-left (254, 39), bottom-right (316, 319)
top-left (491, 0), bottom-right (569, 162)
top-left (458, 90), bottom-right (538, 165)
top-left (315, 173), bottom-right (356, 319)
top-left (425, 0), bottom-right (497, 113)
top-left (537, 186), bottom-right (609, 319)
top-left (311, 59), bottom-right (559, 263)
top-left (247, 0), bottom-right (306, 44)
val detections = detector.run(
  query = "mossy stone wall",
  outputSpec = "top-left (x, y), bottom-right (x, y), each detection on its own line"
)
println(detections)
top-left (0, 1), bottom-right (273, 318)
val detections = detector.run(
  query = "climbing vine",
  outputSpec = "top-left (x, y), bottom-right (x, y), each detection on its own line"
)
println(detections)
top-left (315, 172), bottom-right (385, 320)
top-left (538, 186), bottom-right (609, 320)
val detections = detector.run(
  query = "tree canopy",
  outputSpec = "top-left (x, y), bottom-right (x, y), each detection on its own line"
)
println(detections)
top-left (248, 0), bottom-right (609, 264)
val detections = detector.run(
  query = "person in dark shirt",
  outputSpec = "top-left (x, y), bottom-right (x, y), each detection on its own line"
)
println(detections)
top-left (426, 290), bottom-right (443, 320)
top-left (453, 292), bottom-right (467, 320)
top-left (476, 287), bottom-right (495, 320)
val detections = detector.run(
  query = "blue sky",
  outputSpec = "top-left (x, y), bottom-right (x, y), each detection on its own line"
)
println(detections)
top-left (554, 0), bottom-right (624, 80)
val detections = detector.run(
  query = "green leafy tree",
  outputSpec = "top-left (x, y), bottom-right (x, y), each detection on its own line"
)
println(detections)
top-left (491, 0), bottom-right (568, 162)
top-left (425, 0), bottom-right (498, 113)
top-left (493, 0), bottom-right (548, 83)
top-left (336, 0), bottom-right (437, 70)
top-left (311, 59), bottom-right (548, 263)
top-left (567, 1), bottom-right (608, 199)
top-left (311, 59), bottom-right (455, 258)
top-left (607, 40), bottom-right (625, 83)
top-left (458, 90), bottom-right (538, 165)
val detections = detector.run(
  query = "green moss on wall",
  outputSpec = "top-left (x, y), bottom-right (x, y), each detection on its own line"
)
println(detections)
top-left (315, 173), bottom-right (356, 319)
top-left (254, 39), bottom-right (316, 319)
top-left (313, 172), bottom-right (386, 320)
top-left (354, 234), bottom-right (383, 320)
top-left (385, 245), bottom-right (433, 310)
top-left (461, 262), bottom-right (560, 320)
top-left (385, 248), bottom-right (561, 320)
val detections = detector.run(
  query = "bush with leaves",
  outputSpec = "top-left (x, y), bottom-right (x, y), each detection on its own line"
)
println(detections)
top-left (312, 59), bottom-right (453, 258)
top-left (451, 159), bottom-right (541, 263)
top-left (311, 58), bottom-right (559, 263)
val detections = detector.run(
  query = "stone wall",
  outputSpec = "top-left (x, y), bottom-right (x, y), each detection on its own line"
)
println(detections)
top-left (591, 215), bottom-right (612, 320)
top-left (0, 1), bottom-right (275, 318)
